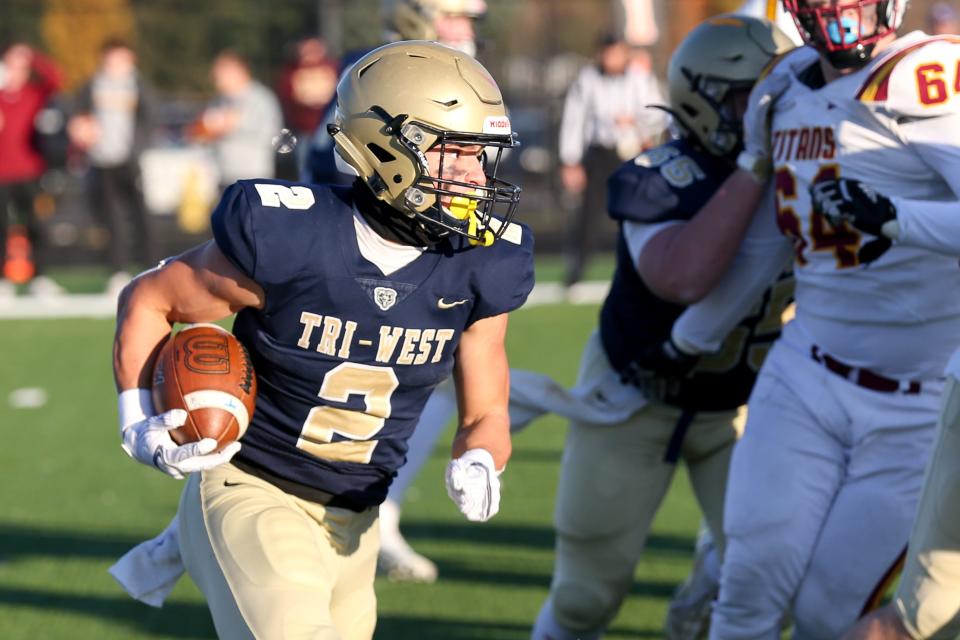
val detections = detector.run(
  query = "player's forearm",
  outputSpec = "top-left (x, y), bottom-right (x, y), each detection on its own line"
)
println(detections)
top-left (452, 410), bottom-right (511, 471)
top-left (889, 197), bottom-right (960, 255)
top-left (671, 242), bottom-right (792, 354)
top-left (639, 169), bottom-right (765, 304)
top-left (113, 280), bottom-right (175, 392)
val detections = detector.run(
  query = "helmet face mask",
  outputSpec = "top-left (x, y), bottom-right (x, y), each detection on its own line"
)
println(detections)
top-left (783, 0), bottom-right (908, 69)
top-left (680, 69), bottom-right (755, 155)
top-left (329, 41), bottom-right (520, 245)
top-left (397, 120), bottom-right (520, 243)
top-left (667, 15), bottom-right (796, 157)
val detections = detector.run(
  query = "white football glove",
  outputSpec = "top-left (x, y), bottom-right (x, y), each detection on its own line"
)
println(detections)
top-left (736, 71), bottom-right (791, 183)
top-left (444, 448), bottom-right (501, 523)
top-left (118, 389), bottom-right (241, 480)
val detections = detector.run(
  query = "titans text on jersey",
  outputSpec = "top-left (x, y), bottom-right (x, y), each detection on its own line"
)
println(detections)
top-left (211, 179), bottom-right (534, 509)
top-left (764, 34), bottom-right (960, 379)
top-left (602, 137), bottom-right (793, 411)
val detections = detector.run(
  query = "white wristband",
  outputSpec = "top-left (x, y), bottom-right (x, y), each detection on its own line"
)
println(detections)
top-left (881, 219), bottom-right (901, 240)
top-left (736, 150), bottom-right (770, 184)
top-left (118, 388), bottom-right (155, 432)
top-left (668, 332), bottom-right (701, 357)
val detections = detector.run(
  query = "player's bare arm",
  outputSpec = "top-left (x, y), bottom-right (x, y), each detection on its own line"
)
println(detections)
top-left (113, 240), bottom-right (264, 392)
top-left (637, 169), bottom-right (766, 304)
top-left (442, 312), bottom-right (512, 524)
top-left (113, 240), bottom-right (261, 478)
top-left (637, 46), bottom-right (793, 305)
top-left (451, 312), bottom-right (511, 470)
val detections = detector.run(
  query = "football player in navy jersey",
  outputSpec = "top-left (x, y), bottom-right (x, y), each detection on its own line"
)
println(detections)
top-left (374, 0), bottom-right (495, 584)
top-left (530, 16), bottom-right (795, 640)
top-left (304, 2), bottom-right (491, 583)
top-left (112, 41), bottom-right (533, 639)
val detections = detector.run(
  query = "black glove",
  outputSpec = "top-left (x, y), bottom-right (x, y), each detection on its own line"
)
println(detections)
top-left (857, 237), bottom-right (893, 265)
top-left (810, 178), bottom-right (897, 237)
top-left (810, 178), bottom-right (897, 264)
top-left (621, 338), bottom-right (699, 385)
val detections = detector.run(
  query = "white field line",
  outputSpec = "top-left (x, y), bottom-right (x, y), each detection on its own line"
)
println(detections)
top-left (0, 281), bottom-right (610, 320)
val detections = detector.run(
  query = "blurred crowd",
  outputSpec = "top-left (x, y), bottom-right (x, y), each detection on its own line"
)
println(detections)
top-left (0, 0), bottom-right (957, 300)
top-left (0, 33), bottom-right (339, 300)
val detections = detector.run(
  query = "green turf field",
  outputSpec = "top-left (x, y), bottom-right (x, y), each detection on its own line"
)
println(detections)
top-left (0, 303), bottom-right (703, 639)
top-left (38, 253), bottom-right (617, 295)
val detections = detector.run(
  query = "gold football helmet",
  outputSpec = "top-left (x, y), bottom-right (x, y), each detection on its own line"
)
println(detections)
top-left (328, 41), bottom-right (519, 243)
top-left (389, 0), bottom-right (486, 42)
top-left (667, 14), bottom-right (795, 156)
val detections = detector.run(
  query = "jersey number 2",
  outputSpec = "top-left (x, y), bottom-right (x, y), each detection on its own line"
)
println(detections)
top-left (254, 183), bottom-right (316, 210)
top-left (297, 362), bottom-right (399, 464)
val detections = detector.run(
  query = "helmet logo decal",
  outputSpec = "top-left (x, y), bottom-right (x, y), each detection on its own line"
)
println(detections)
top-left (483, 116), bottom-right (511, 134)
top-left (373, 287), bottom-right (398, 311)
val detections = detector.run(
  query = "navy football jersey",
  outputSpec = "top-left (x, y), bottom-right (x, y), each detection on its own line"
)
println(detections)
top-left (600, 138), bottom-right (793, 411)
top-left (211, 179), bottom-right (534, 507)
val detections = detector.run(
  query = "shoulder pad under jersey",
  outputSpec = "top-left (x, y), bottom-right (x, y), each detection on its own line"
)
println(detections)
top-left (754, 45), bottom-right (819, 86)
top-left (757, 45), bottom-right (808, 82)
top-left (211, 179), bottom-right (348, 284)
top-left (857, 35), bottom-right (960, 118)
top-left (607, 138), bottom-right (732, 224)
top-left (465, 220), bottom-right (535, 324)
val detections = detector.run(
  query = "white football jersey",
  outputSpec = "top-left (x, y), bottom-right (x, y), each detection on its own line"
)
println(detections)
top-left (677, 33), bottom-right (960, 380)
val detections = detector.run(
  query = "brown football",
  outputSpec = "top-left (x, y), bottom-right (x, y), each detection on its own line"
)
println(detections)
top-left (152, 324), bottom-right (256, 451)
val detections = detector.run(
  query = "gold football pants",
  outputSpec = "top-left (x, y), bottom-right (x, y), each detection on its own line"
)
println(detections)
top-left (896, 375), bottom-right (960, 639)
top-left (178, 462), bottom-right (380, 640)
top-left (548, 336), bottom-right (744, 632)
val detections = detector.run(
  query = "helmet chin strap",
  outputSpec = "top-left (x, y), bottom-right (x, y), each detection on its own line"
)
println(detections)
top-left (825, 44), bottom-right (876, 69)
top-left (353, 180), bottom-right (445, 247)
top-left (445, 190), bottom-right (494, 246)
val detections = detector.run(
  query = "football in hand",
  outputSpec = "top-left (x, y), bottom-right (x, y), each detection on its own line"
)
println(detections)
top-left (152, 324), bottom-right (256, 451)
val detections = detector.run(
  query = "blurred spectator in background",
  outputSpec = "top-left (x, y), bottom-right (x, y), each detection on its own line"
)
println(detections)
top-left (0, 41), bottom-right (64, 299)
top-left (558, 33), bottom-right (666, 289)
top-left (385, 0), bottom-right (487, 57)
top-left (277, 36), bottom-right (338, 173)
top-left (928, 2), bottom-right (960, 35)
top-left (190, 51), bottom-right (282, 190)
top-left (68, 38), bottom-right (155, 297)
top-left (304, 0), bottom-right (488, 185)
